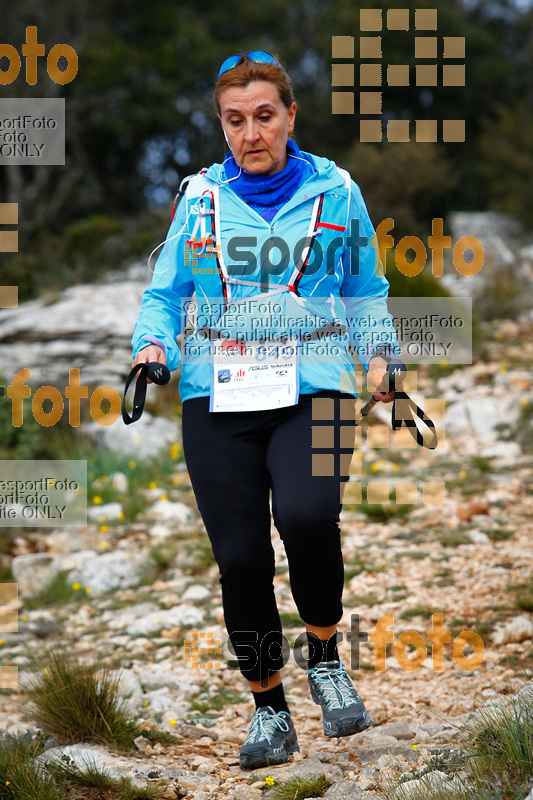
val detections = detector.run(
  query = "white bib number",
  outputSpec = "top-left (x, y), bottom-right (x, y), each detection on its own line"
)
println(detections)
top-left (209, 337), bottom-right (299, 412)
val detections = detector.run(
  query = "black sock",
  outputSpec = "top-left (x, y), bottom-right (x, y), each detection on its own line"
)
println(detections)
top-left (307, 631), bottom-right (339, 669)
top-left (252, 682), bottom-right (290, 715)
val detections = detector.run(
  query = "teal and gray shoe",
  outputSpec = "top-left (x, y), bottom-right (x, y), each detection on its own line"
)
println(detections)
top-left (306, 660), bottom-right (372, 737)
top-left (239, 705), bottom-right (299, 770)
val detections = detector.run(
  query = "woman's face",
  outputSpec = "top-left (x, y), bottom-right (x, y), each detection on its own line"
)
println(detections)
top-left (218, 80), bottom-right (296, 175)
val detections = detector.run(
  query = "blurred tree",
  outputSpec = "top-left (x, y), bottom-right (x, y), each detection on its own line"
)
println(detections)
top-left (478, 102), bottom-right (533, 227)
top-left (0, 0), bottom-right (476, 230)
top-left (343, 140), bottom-right (456, 241)
top-left (1, 0), bottom-right (532, 296)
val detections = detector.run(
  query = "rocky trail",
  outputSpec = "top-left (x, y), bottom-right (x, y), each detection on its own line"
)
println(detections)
top-left (1, 314), bottom-right (532, 798)
top-left (0, 210), bottom-right (532, 798)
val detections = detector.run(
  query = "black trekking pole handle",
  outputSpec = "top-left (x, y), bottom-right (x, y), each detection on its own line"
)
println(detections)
top-left (359, 354), bottom-right (438, 449)
top-left (121, 361), bottom-right (171, 425)
top-left (361, 357), bottom-right (406, 417)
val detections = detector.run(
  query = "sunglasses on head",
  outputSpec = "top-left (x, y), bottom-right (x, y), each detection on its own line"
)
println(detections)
top-left (217, 50), bottom-right (281, 78)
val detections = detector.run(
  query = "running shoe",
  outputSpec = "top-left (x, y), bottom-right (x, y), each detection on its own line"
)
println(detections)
top-left (306, 660), bottom-right (372, 737)
top-left (239, 705), bottom-right (300, 769)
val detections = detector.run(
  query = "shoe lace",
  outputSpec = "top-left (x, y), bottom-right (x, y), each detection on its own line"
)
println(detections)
top-left (244, 708), bottom-right (290, 745)
top-left (310, 663), bottom-right (361, 710)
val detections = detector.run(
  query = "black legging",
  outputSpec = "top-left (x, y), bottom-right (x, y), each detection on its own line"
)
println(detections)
top-left (181, 391), bottom-right (356, 682)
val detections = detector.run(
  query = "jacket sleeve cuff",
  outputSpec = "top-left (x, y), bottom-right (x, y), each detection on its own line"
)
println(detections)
top-left (142, 336), bottom-right (166, 353)
top-left (365, 342), bottom-right (400, 369)
top-left (132, 332), bottom-right (181, 371)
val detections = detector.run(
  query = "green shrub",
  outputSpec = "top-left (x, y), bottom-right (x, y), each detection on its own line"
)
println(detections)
top-left (509, 580), bottom-right (533, 613)
top-left (479, 100), bottom-right (533, 228)
top-left (266, 772), bottom-right (332, 799)
top-left (23, 570), bottom-right (86, 611)
top-left (0, 732), bottom-right (61, 800)
top-left (20, 644), bottom-right (139, 749)
top-left (345, 141), bottom-right (456, 243)
top-left (63, 215), bottom-right (123, 256)
top-left (0, 373), bottom-right (46, 460)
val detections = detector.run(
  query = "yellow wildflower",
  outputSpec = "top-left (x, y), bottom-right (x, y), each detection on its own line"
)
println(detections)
top-left (71, 583), bottom-right (81, 591)
top-left (92, 496), bottom-right (102, 505)
top-left (265, 776), bottom-right (275, 786)
top-left (129, 461), bottom-right (137, 469)
top-left (100, 525), bottom-right (108, 533)
top-left (86, 587), bottom-right (92, 594)
top-left (169, 719), bottom-right (176, 726)
top-left (149, 481), bottom-right (158, 489)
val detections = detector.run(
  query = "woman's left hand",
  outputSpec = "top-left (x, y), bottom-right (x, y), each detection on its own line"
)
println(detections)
top-left (367, 356), bottom-right (395, 403)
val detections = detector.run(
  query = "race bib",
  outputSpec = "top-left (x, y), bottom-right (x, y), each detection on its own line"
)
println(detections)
top-left (209, 337), bottom-right (299, 412)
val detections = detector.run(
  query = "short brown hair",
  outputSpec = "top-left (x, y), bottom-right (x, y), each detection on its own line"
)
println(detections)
top-left (213, 55), bottom-right (295, 115)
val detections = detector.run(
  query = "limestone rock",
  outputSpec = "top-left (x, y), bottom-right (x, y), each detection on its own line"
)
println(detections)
top-left (257, 756), bottom-right (343, 785)
top-left (82, 410), bottom-right (181, 460)
top-left (68, 550), bottom-right (157, 594)
top-left (123, 605), bottom-right (204, 635)
top-left (350, 745), bottom-right (419, 763)
top-left (324, 779), bottom-right (364, 797)
top-left (468, 529), bottom-right (491, 545)
top-left (390, 770), bottom-right (463, 798)
top-left (493, 615), bottom-right (533, 645)
top-left (146, 499), bottom-right (192, 523)
top-left (182, 584), bottom-right (211, 602)
top-left (0, 263), bottom-right (149, 389)
top-left (374, 722), bottom-right (415, 740)
top-left (138, 669), bottom-right (201, 697)
top-left (229, 786), bottom-right (264, 800)
top-left (87, 502), bottom-right (124, 522)
top-left (12, 551), bottom-right (95, 597)
top-left (445, 395), bottom-right (520, 439)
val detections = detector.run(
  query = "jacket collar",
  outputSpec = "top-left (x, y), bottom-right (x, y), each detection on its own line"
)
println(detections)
top-left (202, 149), bottom-right (345, 203)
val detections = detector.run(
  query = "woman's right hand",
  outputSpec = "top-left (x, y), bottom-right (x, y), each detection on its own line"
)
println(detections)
top-left (133, 345), bottom-right (167, 383)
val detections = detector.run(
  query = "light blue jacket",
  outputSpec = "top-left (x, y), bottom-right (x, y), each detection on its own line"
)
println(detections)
top-left (131, 150), bottom-right (398, 402)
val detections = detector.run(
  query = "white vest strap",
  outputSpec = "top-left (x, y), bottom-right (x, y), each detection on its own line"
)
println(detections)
top-left (186, 173), bottom-right (232, 300)
top-left (184, 166), bottom-right (350, 300)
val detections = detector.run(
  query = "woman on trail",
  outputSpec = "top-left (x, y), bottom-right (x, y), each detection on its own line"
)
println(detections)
top-left (131, 50), bottom-right (397, 770)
